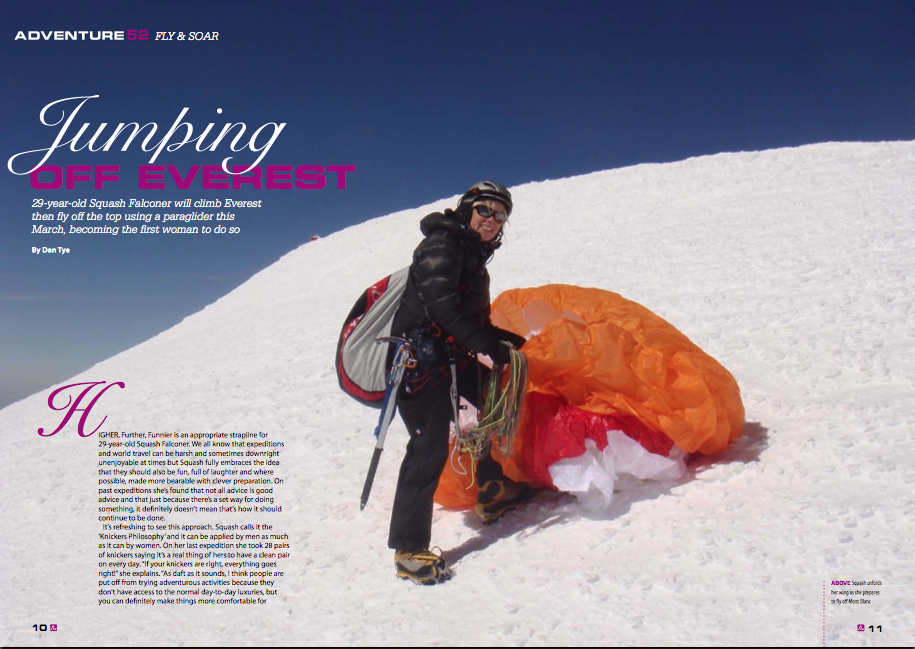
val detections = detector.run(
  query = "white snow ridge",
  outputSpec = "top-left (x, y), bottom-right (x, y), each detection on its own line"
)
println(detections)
top-left (2, 142), bottom-right (913, 646)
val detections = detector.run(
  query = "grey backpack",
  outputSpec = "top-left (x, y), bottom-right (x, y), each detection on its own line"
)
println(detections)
top-left (335, 268), bottom-right (410, 407)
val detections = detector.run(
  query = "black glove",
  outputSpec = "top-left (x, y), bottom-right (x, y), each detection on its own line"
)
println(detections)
top-left (490, 340), bottom-right (515, 366)
top-left (493, 326), bottom-right (526, 350)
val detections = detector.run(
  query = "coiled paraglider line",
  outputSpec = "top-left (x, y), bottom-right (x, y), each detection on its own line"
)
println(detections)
top-left (449, 344), bottom-right (528, 488)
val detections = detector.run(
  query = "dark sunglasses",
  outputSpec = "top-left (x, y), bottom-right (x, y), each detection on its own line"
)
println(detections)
top-left (474, 204), bottom-right (508, 223)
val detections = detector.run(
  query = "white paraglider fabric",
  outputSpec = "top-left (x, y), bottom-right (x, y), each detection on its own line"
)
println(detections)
top-left (548, 431), bottom-right (687, 508)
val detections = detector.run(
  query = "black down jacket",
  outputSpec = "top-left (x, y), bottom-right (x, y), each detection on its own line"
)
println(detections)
top-left (391, 209), bottom-right (523, 361)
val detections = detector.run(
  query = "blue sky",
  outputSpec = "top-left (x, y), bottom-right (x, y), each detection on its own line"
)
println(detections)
top-left (2, 0), bottom-right (913, 408)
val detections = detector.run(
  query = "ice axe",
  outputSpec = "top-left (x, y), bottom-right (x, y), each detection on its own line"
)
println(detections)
top-left (360, 339), bottom-right (413, 510)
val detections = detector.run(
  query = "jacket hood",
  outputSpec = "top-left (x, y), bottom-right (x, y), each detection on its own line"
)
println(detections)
top-left (419, 209), bottom-right (502, 257)
top-left (419, 209), bottom-right (463, 237)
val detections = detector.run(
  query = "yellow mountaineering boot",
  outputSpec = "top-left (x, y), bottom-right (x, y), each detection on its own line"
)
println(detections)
top-left (394, 548), bottom-right (452, 585)
top-left (474, 479), bottom-right (534, 525)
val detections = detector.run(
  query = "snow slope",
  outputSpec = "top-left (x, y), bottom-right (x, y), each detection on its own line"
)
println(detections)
top-left (2, 142), bottom-right (913, 646)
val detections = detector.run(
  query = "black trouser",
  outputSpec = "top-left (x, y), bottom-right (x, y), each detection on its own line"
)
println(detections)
top-left (387, 359), bottom-right (507, 551)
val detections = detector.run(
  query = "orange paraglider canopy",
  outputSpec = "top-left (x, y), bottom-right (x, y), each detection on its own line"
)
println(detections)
top-left (434, 285), bottom-right (744, 509)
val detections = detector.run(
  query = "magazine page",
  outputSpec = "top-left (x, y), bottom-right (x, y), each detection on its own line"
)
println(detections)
top-left (2, 2), bottom-right (913, 646)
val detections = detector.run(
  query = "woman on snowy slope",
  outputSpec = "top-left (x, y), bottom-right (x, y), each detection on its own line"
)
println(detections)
top-left (388, 181), bottom-right (533, 585)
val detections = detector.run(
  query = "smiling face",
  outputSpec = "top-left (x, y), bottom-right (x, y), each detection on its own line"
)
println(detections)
top-left (469, 199), bottom-right (508, 243)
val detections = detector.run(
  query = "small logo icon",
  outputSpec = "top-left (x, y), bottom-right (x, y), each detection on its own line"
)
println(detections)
top-left (857, 624), bottom-right (865, 632)
top-left (50, 625), bottom-right (57, 632)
